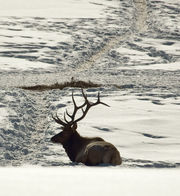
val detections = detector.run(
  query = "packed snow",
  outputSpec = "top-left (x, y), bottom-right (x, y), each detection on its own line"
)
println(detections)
top-left (0, 0), bottom-right (180, 195)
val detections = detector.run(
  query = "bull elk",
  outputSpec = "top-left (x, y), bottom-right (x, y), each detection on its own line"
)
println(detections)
top-left (51, 89), bottom-right (122, 166)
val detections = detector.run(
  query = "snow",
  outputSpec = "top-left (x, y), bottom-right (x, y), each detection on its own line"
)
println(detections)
top-left (0, 107), bottom-right (8, 123)
top-left (123, 62), bottom-right (180, 71)
top-left (0, 0), bottom-right (119, 18)
top-left (0, 56), bottom-right (54, 71)
top-left (0, 0), bottom-right (180, 195)
top-left (0, 167), bottom-right (180, 196)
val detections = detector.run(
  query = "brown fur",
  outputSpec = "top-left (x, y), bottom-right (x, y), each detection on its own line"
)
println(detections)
top-left (51, 126), bottom-right (122, 166)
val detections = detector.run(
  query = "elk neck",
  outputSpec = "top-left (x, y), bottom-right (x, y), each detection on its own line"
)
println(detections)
top-left (62, 130), bottom-right (85, 162)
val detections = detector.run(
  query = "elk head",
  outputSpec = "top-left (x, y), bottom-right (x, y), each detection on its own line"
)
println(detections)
top-left (51, 123), bottom-right (77, 144)
top-left (51, 89), bottom-right (109, 145)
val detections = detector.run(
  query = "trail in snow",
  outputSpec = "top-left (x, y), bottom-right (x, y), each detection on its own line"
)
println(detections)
top-left (133, 0), bottom-right (148, 32)
top-left (75, 0), bottom-right (148, 72)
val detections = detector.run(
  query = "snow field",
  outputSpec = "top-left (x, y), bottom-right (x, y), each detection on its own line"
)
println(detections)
top-left (0, 0), bottom-right (120, 18)
top-left (0, 88), bottom-right (179, 168)
top-left (0, 167), bottom-right (180, 196)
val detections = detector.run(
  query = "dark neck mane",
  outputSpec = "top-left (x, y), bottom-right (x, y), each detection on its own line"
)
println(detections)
top-left (63, 131), bottom-right (84, 162)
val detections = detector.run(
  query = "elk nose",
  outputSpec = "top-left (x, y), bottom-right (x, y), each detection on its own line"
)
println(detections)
top-left (51, 136), bottom-right (56, 143)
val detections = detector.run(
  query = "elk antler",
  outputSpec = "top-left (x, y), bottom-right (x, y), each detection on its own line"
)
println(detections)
top-left (52, 89), bottom-right (109, 126)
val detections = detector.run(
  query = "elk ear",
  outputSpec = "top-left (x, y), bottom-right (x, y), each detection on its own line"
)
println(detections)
top-left (72, 123), bottom-right (77, 132)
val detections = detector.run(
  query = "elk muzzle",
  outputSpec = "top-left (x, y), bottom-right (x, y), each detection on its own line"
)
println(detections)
top-left (51, 133), bottom-right (61, 143)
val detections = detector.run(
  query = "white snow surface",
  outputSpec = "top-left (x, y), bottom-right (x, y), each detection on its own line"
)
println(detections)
top-left (0, 0), bottom-right (119, 18)
top-left (0, 167), bottom-right (180, 196)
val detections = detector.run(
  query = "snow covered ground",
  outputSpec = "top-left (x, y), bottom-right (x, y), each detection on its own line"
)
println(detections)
top-left (0, 0), bottom-right (119, 18)
top-left (0, 0), bottom-right (180, 195)
top-left (0, 167), bottom-right (180, 196)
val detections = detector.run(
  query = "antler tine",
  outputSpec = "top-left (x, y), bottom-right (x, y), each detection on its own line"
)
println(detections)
top-left (72, 91), bottom-right (77, 108)
top-left (70, 89), bottom-right (87, 120)
top-left (66, 109), bottom-right (72, 118)
top-left (97, 92), bottom-right (100, 101)
top-left (64, 112), bottom-right (69, 123)
top-left (70, 91), bottom-right (79, 122)
top-left (52, 113), bottom-right (67, 126)
top-left (81, 89), bottom-right (89, 103)
top-left (94, 92), bottom-right (110, 107)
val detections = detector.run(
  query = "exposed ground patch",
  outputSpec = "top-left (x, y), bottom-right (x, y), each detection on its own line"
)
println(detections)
top-left (19, 79), bottom-right (101, 91)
